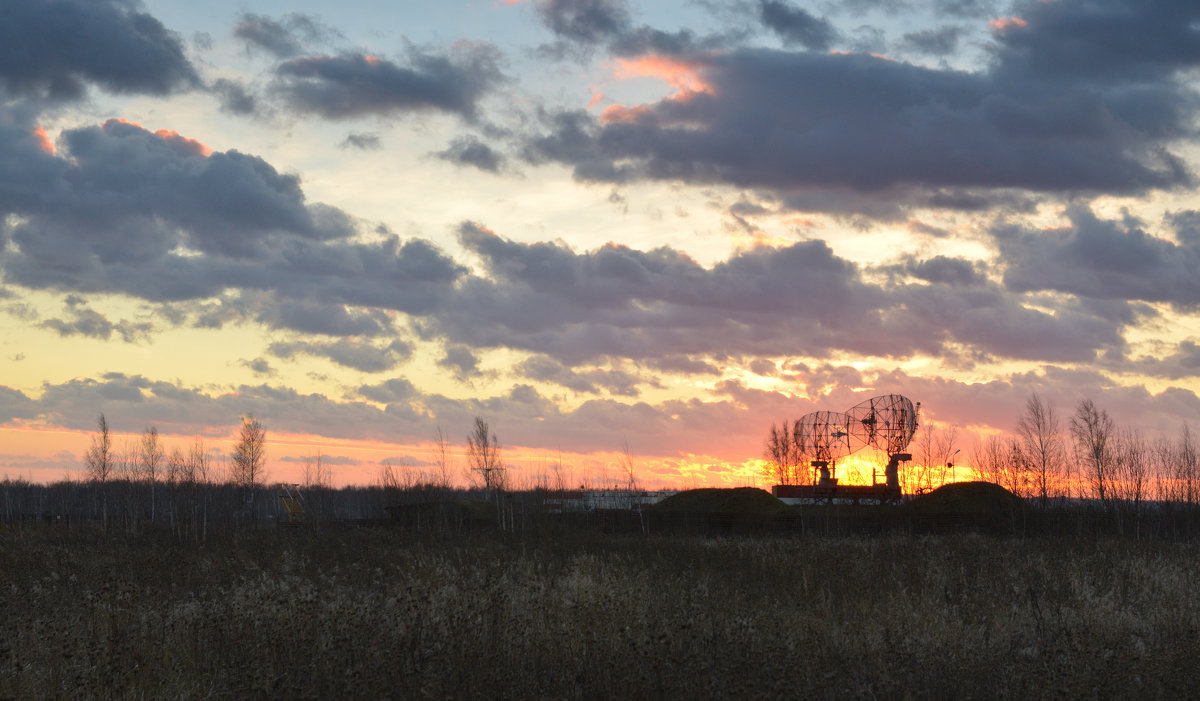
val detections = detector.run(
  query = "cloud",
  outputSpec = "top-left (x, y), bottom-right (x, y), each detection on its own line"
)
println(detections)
top-left (272, 45), bottom-right (504, 121)
top-left (358, 378), bottom-right (416, 405)
top-left (990, 0), bottom-right (1200, 85)
top-left (536, 0), bottom-right (631, 45)
top-left (433, 135), bottom-right (507, 173)
top-left (268, 338), bottom-right (412, 373)
top-left (211, 78), bottom-right (259, 116)
top-left (239, 358), bottom-right (276, 377)
top-left (758, 1), bottom-right (837, 50)
top-left (339, 132), bottom-right (382, 150)
top-left (995, 206), bottom-right (1200, 309)
top-left (523, 1), bottom-right (1200, 209)
top-left (0, 116), bottom-right (466, 324)
top-left (0, 0), bottom-right (197, 101)
top-left (431, 221), bottom-right (1126, 366)
top-left (278, 454), bottom-right (362, 465)
top-left (438, 344), bottom-right (483, 381)
top-left (40, 300), bottom-right (154, 343)
top-left (898, 26), bottom-right (964, 56)
top-left (516, 355), bottom-right (643, 396)
top-left (233, 12), bottom-right (332, 59)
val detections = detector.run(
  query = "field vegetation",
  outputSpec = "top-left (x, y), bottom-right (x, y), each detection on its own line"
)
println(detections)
top-left (3, 525), bottom-right (1199, 698)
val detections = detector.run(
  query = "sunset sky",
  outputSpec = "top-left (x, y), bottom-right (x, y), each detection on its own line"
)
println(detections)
top-left (2, 0), bottom-right (1199, 488)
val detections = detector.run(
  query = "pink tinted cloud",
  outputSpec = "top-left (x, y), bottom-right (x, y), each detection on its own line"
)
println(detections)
top-left (613, 55), bottom-right (712, 96)
top-left (32, 125), bottom-right (55, 155)
top-left (989, 17), bottom-right (1028, 32)
top-left (102, 118), bottom-right (212, 157)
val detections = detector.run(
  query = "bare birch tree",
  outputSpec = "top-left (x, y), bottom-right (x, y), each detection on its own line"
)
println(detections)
top-left (1015, 392), bottom-right (1065, 505)
top-left (139, 425), bottom-right (163, 523)
top-left (85, 413), bottom-right (113, 483)
top-left (1176, 424), bottom-right (1199, 507)
top-left (1070, 399), bottom-right (1115, 507)
top-left (232, 415), bottom-right (266, 513)
top-left (433, 425), bottom-right (453, 488)
top-left (466, 416), bottom-right (505, 491)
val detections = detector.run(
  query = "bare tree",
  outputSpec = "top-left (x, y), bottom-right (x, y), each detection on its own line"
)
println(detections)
top-left (972, 435), bottom-right (1028, 496)
top-left (1114, 428), bottom-right (1149, 536)
top-left (433, 425), bottom-right (454, 488)
top-left (85, 413), bottom-right (113, 483)
top-left (1070, 399), bottom-right (1115, 507)
top-left (232, 415), bottom-right (267, 512)
top-left (84, 413), bottom-right (114, 527)
top-left (763, 420), bottom-right (800, 486)
top-left (303, 450), bottom-right (331, 489)
top-left (139, 425), bottom-right (164, 523)
top-left (1015, 392), bottom-right (1065, 506)
top-left (466, 416), bottom-right (506, 492)
top-left (1177, 424), bottom-right (1199, 507)
top-left (913, 424), bottom-right (960, 492)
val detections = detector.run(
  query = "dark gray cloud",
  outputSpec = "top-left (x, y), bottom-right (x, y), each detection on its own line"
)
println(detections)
top-left (523, 0), bottom-right (1200, 209)
top-left (537, 0), bottom-right (632, 45)
top-left (40, 300), bottom-right (153, 343)
top-left (759, 1), bottom-right (837, 50)
top-left (433, 135), bottom-right (507, 173)
top-left (358, 378), bottom-right (416, 405)
top-left (234, 12), bottom-right (331, 59)
top-left (273, 45), bottom-right (503, 121)
top-left (438, 344), bottom-right (482, 380)
top-left (996, 206), bottom-right (1200, 309)
top-left (898, 26), bottom-right (964, 56)
top-left (898, 255), bottom-right (985, 287)
top-left (269, 338), bottom-right (411, 373)
top-left (990, 0), bottom-right (1200, 85)
top-left (211, 78), bottom-right (259, 116)
top-left (426, 221), bottom-right (1127, 367)
top-left (339, 132), bottom-right (382, 150)
top-left (933, 0), bottom-right (997, 19)
top-left (516, 355), bottom-right (642, 396)
top-left (0, 385), bottom-right (36, 423)
top-left (240, 358), bottom-right (276, 376)
top-left (1127, 340), bottom-right (1200, 381)
top-left (0, 115), bottom-right (466, 331)
top-left (0, 0), bottom-right (197, 101)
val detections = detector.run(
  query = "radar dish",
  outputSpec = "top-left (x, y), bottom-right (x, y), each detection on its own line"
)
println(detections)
top-left (794, 411), bottom-right (854, 464)
top-left (846, 394), bottom-right (918, 455)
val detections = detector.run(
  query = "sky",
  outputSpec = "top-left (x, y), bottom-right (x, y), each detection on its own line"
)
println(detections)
top-left (1, 0), bottom-right (1199, 488)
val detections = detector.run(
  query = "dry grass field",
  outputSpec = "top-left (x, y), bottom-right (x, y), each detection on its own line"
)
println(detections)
top-left (2, 527), bottom-right (1198, 699)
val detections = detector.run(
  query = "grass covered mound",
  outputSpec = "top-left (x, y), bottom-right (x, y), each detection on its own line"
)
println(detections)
top-left (652, 487), bottom-right (785, 514)
top-left (906, 481), bottom-right (1024, 515)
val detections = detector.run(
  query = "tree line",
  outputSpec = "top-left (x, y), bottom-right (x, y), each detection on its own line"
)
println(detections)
top-left (973, 393), bottom-right (1199, 530)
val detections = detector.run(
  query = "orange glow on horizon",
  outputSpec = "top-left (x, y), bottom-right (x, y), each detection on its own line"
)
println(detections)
top-left (364, 54), bottom-right (383, 66)
top-left (587, 92), bottom-right (605, 110)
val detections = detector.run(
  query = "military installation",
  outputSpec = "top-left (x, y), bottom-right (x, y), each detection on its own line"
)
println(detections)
top-left (773, 394), bottom-right (918, 504)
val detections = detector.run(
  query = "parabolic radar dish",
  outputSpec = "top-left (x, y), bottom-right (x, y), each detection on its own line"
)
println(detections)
top-left (795, 410), bottom-right (854, 464)
top-left (846, 394), bottom-right (918, 455)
